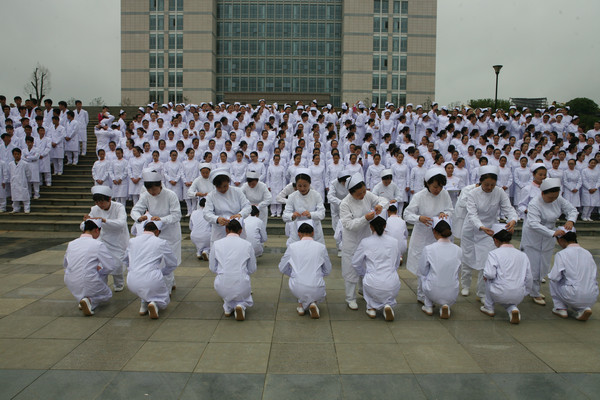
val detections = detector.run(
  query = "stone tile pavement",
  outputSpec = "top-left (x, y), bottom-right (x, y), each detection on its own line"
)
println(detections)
top-left (0, 230), bottom-right (599, 399)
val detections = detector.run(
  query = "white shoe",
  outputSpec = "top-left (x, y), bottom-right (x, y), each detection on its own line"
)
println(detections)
top-left (224, 309), bottom-right (232, 317)
top-left (440, 304), bottom-right (450, 319)
top-left (576, 308), bottom-right (592, 321)
top-left (421, 305), bottom-right (433, 316)
top-left (33, 195), bottom-right (40, 199)
top-left (510, 309), bottom-right (520, 324)
top-left (480, 305), bottom-right (495, 317)
top-left (309, 302), bottom-right (320, 319)
top-left (541, 278), bottom-right (546, 284)
top-left (461, 288), bottom-right (469, 296)
top-left (235, 305), bottom-right (245, 321)
top-left (114, 285), bottom-right (124, 292)
top-left (552, 308), bottom-right (568, 318)
top-left (79, 298), bottom-right (94, 316)
top-left (196, 254), bottom-right (202, 260)
top-left (185, 213), bottom-right (191, 217)
top-left (201, 251), bottom-right (209, 261)
top-left (139, 302), bottom-right (148, 315)
top-left (296, 306), bottom-right (305, 316)
top-left (532, 297), bottom-right (546, 306)
top-left (57, 172), bottom-right (62, 175)
top-left (347, 300), bottom-right (358, 310)
top-left (366, 309), bottom-right (376, 318)
top-left (383, 305), bottom-right (394, 321)
top-left (24, 210), bottom-right (30, 214)
top-left (148, 301), bottom-right (159, 319)
top-left (337, 250), bottom-right (342, 258)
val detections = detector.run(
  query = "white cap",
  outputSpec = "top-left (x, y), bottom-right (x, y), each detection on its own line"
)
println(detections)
top-left (432, 101), bottom-right (438, 107)
top-left (209, 168), bottom-right (231, 182)
top-left (383, 109), bottom-right (391, 114)
top-left (80, 218), bottom-right (102, 232)
top-left (556, 225), bottom-right (576, 237)
top-left (337, 170), bottom-right (351, 179)
top-left (199, 163), bottom-right (212, 171)
top-left (432, 216), bottom-right (451, 230)
top-left (297, 105), bottom-right (304, 110)
top-left (540, 178), bottom-right (561, 192)
top-left (416, 105), bottom-right (423, 109)
top-left (406, 103), bottom-right (413, 107)
top-left (295, 168), bottom-right (311, 179)
top-left (246, 170), bottom-right (260, 179)
top-left (142, 170), bottom-right (162, 182)
top-left (346, 172), bottom-right (364, 189)
top-left (371, 103), bottom-right (377, 108)
top-left (380, 169), bottom-right (393, 178)
top-left (341, 104), bottom-right (348, 110)
top-left (479, 165), bottom-right (499, 177)
top-left (424, 167), bottom-right (446, 182)
top-left (296, 218), bottom-right (314, 231)
top-left (119, 109), bottom-right (126, 115)
top-left (144, 219), bottom-right (163, 231)
top-left (91, 185), bottom-right (112, 197)
top-left (530, 163), bottom-right (546, 173)
top-left (138, 107), bottom-right (145, 112)
top-left (310, 107), bottom-right (317, 111)
top-left (491, 223), bottom-right (507, 235)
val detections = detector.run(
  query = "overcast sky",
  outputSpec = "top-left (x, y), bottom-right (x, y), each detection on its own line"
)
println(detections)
top-left (0, 0), bottom-right (598, 107)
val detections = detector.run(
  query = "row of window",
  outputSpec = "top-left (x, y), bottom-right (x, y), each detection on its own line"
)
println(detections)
top-left (149, 52), bottom-right (183, 69)
top-left (149, 89), bottom-right (182, 104)
top-left (149, 33), bottom-right (183, 50)
top-left (149, 14), bottom-right (183, 31)
top-left (217, 58), bottom-right (341, 76)
top-left (374, 35), bottom-right (407, 53)
top-left (372, 93), bottom-right (407, 108)
top-left (216, 76), bottom-right (341, 93)
top-left (149, 71), bottom-right (183, 88)
top-left (373, 55), bottom-right (407, 72)
top-left (374, 16), bottom-right (408, 33)
top-left (217, 21), bottom-right (342, 39)
top-left (372, 74), bottom-right (407, 91)
top-left (375, 0), bottom-right (408, 14)
top-left (217, 3), bottom-right (342, 20)
top-left (149, 0), bottom-right (182, 12)
top-left (217, 40), bottom-right (342, 57)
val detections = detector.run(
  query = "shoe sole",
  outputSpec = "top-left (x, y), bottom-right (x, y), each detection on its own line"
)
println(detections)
top-left (421, 308), bottom-right (433, 316)
top-left (148, 303), bottom-right (159, 319)
top-left (367, 311), bottom-right (377, 319)
top-left (577, 309), bottom-right (592, 321)
top-left (533, 298), bottom-right (546, 306)
top-left (461, 291), bottom-right (469, 297)
top-left (480, 309), bottom-right (495, 317)
top-left (347, 304), bottom-right (358, 310)
top-left (309, 304), bottom-right (319, 319)
top-left (384, 306), bottom-right (394, 321)
top-left (440, 305), bottom-right (450, 319)
top-left (235, 305), bottom-right (245, 321)
top-left (139, 310), bottom-right (148, 316)
top-left (79, 299), bottom-right (93, 316)
top-left (201, 253), bottom-right (209, 261)
top-left (510, 310), bottom-right (520, 324)
top-left (552, 310), bottom-right (568, 319)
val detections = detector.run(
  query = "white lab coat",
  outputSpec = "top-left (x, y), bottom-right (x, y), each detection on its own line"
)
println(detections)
top-left (63, 234), bottom-right (117, 309)
top-left (452, 183), bottom-right (476, 240)
top-left (209, 233), bottom-right (257, 312)
top-left (279, 237), bottom-right (332, 309)
top-left (580, 167), bottom-right (600, 207)
top-left (243, 215), bottom-right (267, 257)
top-left (109, 159), bottom-right (129, 198)
top-left (88, 201), bottom-right (129, 278)
top-left (189, 207), bottom-right (211, 256)
top-left (92, 159), bottom-right (111, 186)
top-left (130, 187), bottom-right (182, 264)
top-left (352, 233), bottom-right (402, 309)
top-left (384, 215), bottom-right (408, 257)
top-left (22, 147), bottom-right (40, 183)
top-left (562, 168), bottom-right (582, 207)
top-left (403, 188), bottom-right (453, 274)
top-left (549, 244), bottom-right (599, 310)
top-left (327, 179), bottom-right (349, 239)
top-left (35, 136), bottom-right (52, 173)
top-left (340, 191), bottom-right (388, 283)
top-left (241, 181), bottom-right (272, 227)
top-left (266, 164), bottom-right (286, 205)
top-left (483, 245), bottom-right (532, 309)
top-left (65, 119), bottom-right (80, 152)
top-left (372, 181), bottom-right (403, 204)
top-left (7, 160), bottom-right (31, 202)
top-left (418, 239), bottom-right (462, 307)
top-left (127, 156), bottom-right (146, 196)
top-left (126, 232), bottom-right (178, 309)
top-left (187, 176), bottom-right (213, 203)
top-left (204, 185), bottom-right (252, 242)
top-left (282, 189), bottom-right (326, 244)
top-left (47, 124), bottom-right (66, 158)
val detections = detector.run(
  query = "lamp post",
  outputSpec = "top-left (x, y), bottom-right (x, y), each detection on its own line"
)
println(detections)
top-left (493, 65), bottom-right (503, 111)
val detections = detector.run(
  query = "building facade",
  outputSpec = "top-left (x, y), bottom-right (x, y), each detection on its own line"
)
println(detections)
top-left (121, 0), bottom-right (436, 107)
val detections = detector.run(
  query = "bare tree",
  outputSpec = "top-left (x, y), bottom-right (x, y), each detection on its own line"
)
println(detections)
top-left (89, 97), bottom-right (105, 106)
top-left (120, 97), bottom-right (132, 106)
top-left (24, 63), bottom-right (51, 102)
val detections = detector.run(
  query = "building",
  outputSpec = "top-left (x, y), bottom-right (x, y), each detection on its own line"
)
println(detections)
top-left (121, 0), bottom-right (436, 107)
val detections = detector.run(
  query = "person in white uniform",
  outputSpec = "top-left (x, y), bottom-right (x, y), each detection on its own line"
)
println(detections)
top-left (384, 204), bottom-right (408, 258)
top-left (244, 206), bottom-right (268, 257)
top-left (189, 197), bottom-right (212, 260)
top-left (403, 167), bottom-right (453, 303)
top-left (352, 216), bottom-right (402, 321)
top-left (130, 170), bottom-right (182, 292)
top-left (209, 219), bottom-right (257, 321)
top-left (7, 148), bottom-right (31, 213)
top-left (279, 221), bottom-right (332, 319)
top-left (480, 224), bottom-right (532, 324)
top-left (327, 171), bottom-right (350, 257)
top-left (549, 227), bottom-right (598, 321)
top-left (63, 219), bottom-right (118, 316)
top-left (187, 163), bottom-right (214, 206)
top-left (340, 172), bottom-right (388, 310)
top-left (85, 185), bottom-right (129, 291)
top-left (372, 169), bottom-right (403, 208)
top-left (521, 178), bottom-right (578, 305)
top-left (241, 170), bottom-right (272, 227)
top-left (460, 165), bottom-right (517, 301)
top-left (419, 218), bottom-right (462, 319)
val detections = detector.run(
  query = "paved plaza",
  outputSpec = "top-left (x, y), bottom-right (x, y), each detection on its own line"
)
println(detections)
top-left (0, 230), bottom-right (599, 400)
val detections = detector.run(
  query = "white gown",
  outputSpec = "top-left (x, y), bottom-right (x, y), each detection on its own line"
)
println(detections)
top-left (243, 215), bottom-right (267, 257)
top-left (126, 233), bottom-right (178, 309)
top-left (204, 185), bottom-right (252, 242)
top-left (452, 184), bottom-right (477, 240)
top-left (418, 239), bottom-right (462, 307)
top-left (241, 181), bottom-right (272, 227)
top-left (352, 233), bottom-right (402, 310)
top-left (562, 168), bottom-right (582, 207)
top-left (63, 234), bottom-right (118, 309)
top-left (282, 189), bottom-right (326, 244)
top-left (384, 215), bottom-right (408, 257)
top-left (189, 207), bottom-right (211, 256)
top-left (109, 159), bottom-right (129, 198)
top-left (209, 233), bottom-right (257, 312)
top-left (483, 245), bottom-right (532, 309)
top-left (279, 238), bottom-right (332, 309)
top-left (549, 244), bottom-right (599, 310)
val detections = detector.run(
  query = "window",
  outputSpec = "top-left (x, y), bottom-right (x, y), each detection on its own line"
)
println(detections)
top-left (393, 1), bottom-right (400, 14)
top-left (401, 18), bottom-right (408, 33)
top-left (169, 14), bottom-right (183, 30)
top-left (393, 37), bottom-right (399, 52)
top-left (150, 15), bottom-right (164, 31)
top-left (382, 0), bottom-right (389, 13)
top-left (400, 55), bottom-right (407, 71)
top-left (373, 56), bottom-right (380, 71)
top-left (393, 18), bottom-right (400, 32)
top-left (392, 56), bottom-right (399, 71)
top-left (149, 53), bottom-right (164, 69)
top-left (372, 74), bottom-right (380, 90)
top-left (401, 37), bottom-right (407, 52)
top-left (149, 33), bottom-right (164, 49)
top-left (149, 89), bottom-right (164, 104)
top-left (374, 16), bottom-right (380, 32)
top-left (150, 0), bottom-right (163, 11)
top-left (168, 0), bottom-right (182, 12)
top-left (149, 71), bottom-right (164, 87)
top-left (392, 75), bottom-right (398, 90)
top-left (402, 1), bottom-right (408, 14)
top-left (168, 90), bottom-right (183, 103)
top-left (380, 36), bottom-right (388, 51)
top-left (168, 71), bottom-right (183, 87)
top-left (400, 75), bottom-right (407, 90)
top-left (168, 52), bottom-right (183, 69)
top-left (373, 36), bottom-right (380, 52)
top-left (168, 33), bottom-right (183, 49)
top-left (374, 0), bottom-right (381, 13)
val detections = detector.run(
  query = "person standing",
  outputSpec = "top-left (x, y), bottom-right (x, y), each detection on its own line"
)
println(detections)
top-left (7, 148), bottom-right (32, 213)
top-left (47, 116), bottom-right (65, 175)
top-left (74, 100), bottom-right (89, 156)
top-left (64, 111), bottom-right (80, 166)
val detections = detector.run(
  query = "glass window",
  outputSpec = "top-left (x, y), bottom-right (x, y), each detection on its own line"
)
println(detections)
top-left (392, 56), bottom-right (399, 71)
top-left (149, 71), bottom-right (164, 87)
top-left (382, 0), bottom-right (389, 13)
top-left (374, 0), bottom-right (381, 13)
top-left (393, 17), bottom-right (400, 32)
top-left (372, 74), bottom-right (380, 90)
top-left (381, 55), bottom-right (388, 69)
top-left (402, 1), bottom-right (408, 14)
top-left (401, 17), bottom-right (408, 33)
top-left (391, 94), bottom-right (399, 106)
top-left (318, 23), bottom-right (326, 38)
top-left (399, 75), bottom-right (407, 90)
top-left (149, 89), bottom-right (164, 104)
top-left (168, 33), bottom-right (183, 50)
top-left (149, 33), bottom-right (164, 50)
top-left (150, 15), bottom-right (164, 31)
top-left (393, 1), bottom-right (400, 14)
top-left (393, 36), bottom-right (399, 52)
top-left (168, 52), bottom-right (183, 69)
top-left (373, 36), bottom-right (380, 52)
top-left (392, 75), bottom-right (398, 90)
top-left (383, 17), bottom-right (389, 31)
top-left (168, 0), bottom-right (182, 12)
top-left (401, 37), bottom-right (407, 52)
top-left (381, 74), bottom-right (388, 90)
top-left (258, 5), bottom-right (266, 19)
top-left (373, 56), bottom-right (380, 71)
top-left (399, 94), bottom-right (406, 106)
top-left (372, 93), bottom-right (380, 106)
top-left (150, 0), bottom-right (163, 11)
top-left (169, 14), bottom-right (183, 30)
top-left (400, 55), bottom-right (407, 71)
top-left (380, 36), bottom-right (388, 51)
top-left (168, 71), bottom-right (183, 87)
top-left (373, 16), bottom-right (380, 32)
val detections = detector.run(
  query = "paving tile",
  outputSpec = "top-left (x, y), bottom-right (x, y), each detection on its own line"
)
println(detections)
top-left (180, 373), bottom-right (264, 400)
top-left (415, 374), bottom-right (506, 400)
top-left (1, 284), bottom-right (62, 299)
top-left (174, 266), bottom-right (210, 277)
top-left (443, 320), bottom-right (517, 344)
top-left (29, 316), bottom-right (109, 339)
top-left (560, 373), bottom-right (600, 399)
top-left (523, 342), bottom-right (600, 372)
top-left (268, 343), bottom-right (338, 374)
top-left (0, 370), bottom-right (45, 400)
top-left (195, 343), bottom-right (270, 373)
top-left (341, 374), bottom-right (426, 400)
top-left (0, 298), bottom-right (37, 316)
top-left (149, 319), bottom-right (218, 342)
top-left (490, 373), bottom-right (589, 400)
top-left (0, 315), bottom-right (54, 338)
top-left (401, 344), bottom-right (483, 374)
top-left (251, 277), bottom-right (283, 289)
top-left (326, 302), bottom-right (376, 321)
top-left (272, 320), bottom-right (333, 343)
top-left (9, 250), bottom-right (66, 265)
top-left (167, 301), bottom-right (225, 319)
top-left (41, 286), bottom-right (76, 300)
top-left (123, 341), bottom-right (206, 372)
top-left (557, 320), bottom-right (600, 344)
top-left (90, 318), bottom-right (164, 341)
top-left (263, 374), bottom-right (342, 400)
top-left (13, 370), bottom-right (117, 400)
top-left (389, 320), bottom-right (458, 344)
top-left (97, 371), bottom-right (191, 400)
top-left (331, 321), bottom-right (396, 343)
top-left (183, 287), bottom-right (223, 302)
top-left (251, 287), bottom-right (281, 303)
top-left (210, 320), bottom-right (274, 343)
top-left (0, 338), bottom-right (81, 369)
top-left (463, 342), bottom-right (553, 373)
top-left (336, 343), bottom-right (411, 374)
top-left (53, 340), bottom-right (145, 371)
top-left (506, 320), bottom-right (574, 343)
top-left (0, 274), bottom-right (47, 295)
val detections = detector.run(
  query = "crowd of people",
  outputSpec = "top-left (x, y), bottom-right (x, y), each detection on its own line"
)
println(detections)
top-left (1, 95), bottom-right (597, 322)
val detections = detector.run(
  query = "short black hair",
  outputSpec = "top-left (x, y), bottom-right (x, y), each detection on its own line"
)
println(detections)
top-left (226, 219), bottom-right (242, 234)
top-left (250, 205), bottom-right (260, 216)
top-left (298, 222), bottom-right (314, 234)
top-left (92, 193), bottom-right (111, 202)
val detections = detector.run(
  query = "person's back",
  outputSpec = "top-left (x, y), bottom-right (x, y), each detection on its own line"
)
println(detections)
top-left (384, 214), bottom-right (408, 256)
top-left (243, 215), bottom-right (267, 256)
top-left (357, 234), bottom-right (402, 288)
top-left (484, 246), bottom-right (531, 301)
top-left (420, 240), bottom-right (462, 289)
top-left (551, 244), bottom-right (599, 305)
top-left (190, 205), bottom-right (212, 259)
top-left (127, 233), bottom-right (177, 277)
top-left (282, 238), bottom-right (330, 288)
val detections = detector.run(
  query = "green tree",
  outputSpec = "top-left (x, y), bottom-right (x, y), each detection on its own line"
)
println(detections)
top-left (468, 98), bottom-right (511, 111)
top-left (565, 97), bottom-right (599, 130)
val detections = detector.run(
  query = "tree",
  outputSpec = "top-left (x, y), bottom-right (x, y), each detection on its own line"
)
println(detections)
top-left (65, 97), bottom-right (79, 108)
top-left (566, 97), bottom-right (599, 130)
top-left (120, 97), bottom-right (132, 107)
top-left (89, 97), bottom-right (105, 106)
top-left (468, 98), bottom-right (511, 111)
top-left (23, 63), bottom-right (51, 102)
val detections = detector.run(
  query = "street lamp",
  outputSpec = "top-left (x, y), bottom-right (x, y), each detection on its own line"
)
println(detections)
top-left (493, 65), bottom-right (503, 111)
